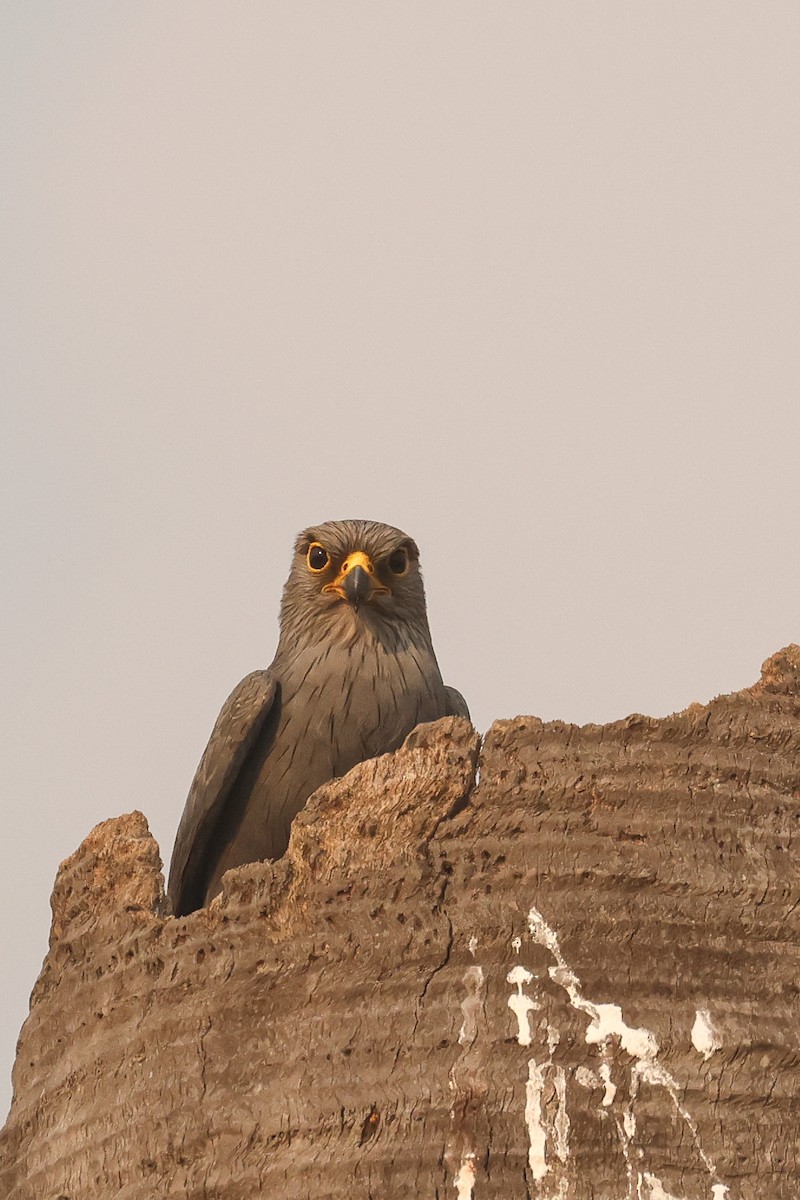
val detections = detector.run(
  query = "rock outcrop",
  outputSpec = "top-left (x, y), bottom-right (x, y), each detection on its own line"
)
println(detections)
top-left (2, 647), bottom-right (799, 1199)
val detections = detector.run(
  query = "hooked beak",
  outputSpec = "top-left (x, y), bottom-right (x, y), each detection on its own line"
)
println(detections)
top-left (323, 550), bottom-right (389, 611)
top-left (343, 564), bottom-right (373, 611)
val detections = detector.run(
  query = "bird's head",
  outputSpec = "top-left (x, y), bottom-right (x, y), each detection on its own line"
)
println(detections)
top-left (279, 519), bottom-right (432, 650)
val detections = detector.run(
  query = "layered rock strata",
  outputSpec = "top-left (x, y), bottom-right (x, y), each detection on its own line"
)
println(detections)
top-left (2, 647), bottom-right (799, 1199)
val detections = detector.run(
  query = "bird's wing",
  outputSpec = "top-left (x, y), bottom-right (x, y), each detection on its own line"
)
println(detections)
top-left (444, 685), bottom-right (470, 721)
top-left (167, 669), bottom-right (278, 916)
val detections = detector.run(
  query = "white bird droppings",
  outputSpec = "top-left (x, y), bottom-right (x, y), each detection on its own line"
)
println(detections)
top-left (525, 1059), bottom-right (548, 1180)
top-left (599, 1061), bottom-right (617, 1106)
top-left (641, 1172), bottom-right (684, 1199)
top-left (553, 1066), bottom-right (570, 1163)
top-left (525, 904), bottom-right (731, 1197)
top-left (691, 1009), bottom-right (722, 1060)
top-left (507, 965), bottom-right (540, 1046)
top-left (454, 1154), bottom-right (476, 1199)
top-left (507, 964), bottom-right (533, 987)
top-left (468, 935), bottom-right (479, 957)
top-left (586, 1003), bottom-right (659, 1061)
top-left (458, 965), bottom-right (485, 1045)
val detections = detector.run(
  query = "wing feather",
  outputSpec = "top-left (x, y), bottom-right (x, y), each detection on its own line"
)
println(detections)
top-left (167, 669), bottom-right (277, 916)
top-left (444, 684), bottom-right (470, 720)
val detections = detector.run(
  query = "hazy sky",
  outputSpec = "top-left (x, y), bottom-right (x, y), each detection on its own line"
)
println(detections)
top-left (2, 4), bottom-right (798, 1119)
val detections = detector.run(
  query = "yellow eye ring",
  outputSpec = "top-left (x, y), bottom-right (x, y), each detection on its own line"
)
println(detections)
top-left (307, 542), bottom-right (330, 573)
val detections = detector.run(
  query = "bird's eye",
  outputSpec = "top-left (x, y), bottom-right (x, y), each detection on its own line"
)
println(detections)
top-left (307, 543), bottom-right (330, 572)
top-left (387, 547), bottom-right (408, 575)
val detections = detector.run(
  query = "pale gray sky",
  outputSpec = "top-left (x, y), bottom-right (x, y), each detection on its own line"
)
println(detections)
top-left (2, 3), bottom-right (798, 1118)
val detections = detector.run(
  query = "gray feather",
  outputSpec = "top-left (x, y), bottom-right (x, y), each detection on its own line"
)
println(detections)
top-left (445, 686), bottom-right (470, 720)
top-left (168, 670), bottom-right (276, 916)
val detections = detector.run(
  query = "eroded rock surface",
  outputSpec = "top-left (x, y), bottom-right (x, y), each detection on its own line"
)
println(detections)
top-left (2, 648), bottom-right (799, 1199)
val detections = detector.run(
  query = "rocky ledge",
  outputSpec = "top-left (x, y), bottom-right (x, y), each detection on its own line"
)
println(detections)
top-left (2, 647), bottom-right (799, 1199)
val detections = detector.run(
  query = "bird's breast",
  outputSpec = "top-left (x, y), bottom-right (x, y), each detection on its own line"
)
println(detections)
top-left (276, 636), bottom-right (447, 780)
top-left (205, 632), bottom-right (450, 887)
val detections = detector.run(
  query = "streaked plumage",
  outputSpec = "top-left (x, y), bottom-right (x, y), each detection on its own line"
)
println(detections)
top-left (168, 520), bottom-right (468, 916)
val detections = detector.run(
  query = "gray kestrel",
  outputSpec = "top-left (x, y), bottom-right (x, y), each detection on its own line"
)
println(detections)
top-left (168, 519), bottom-right (468, 916)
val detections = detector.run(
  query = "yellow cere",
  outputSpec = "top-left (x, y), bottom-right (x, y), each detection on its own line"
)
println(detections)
top-left (337, 551), bottom-right (374, 580)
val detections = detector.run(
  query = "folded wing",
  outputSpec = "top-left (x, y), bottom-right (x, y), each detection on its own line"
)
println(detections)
top-left (168, 670), bottom-right (277, 916)
top-left (444, 685), bottom-right (470, 720)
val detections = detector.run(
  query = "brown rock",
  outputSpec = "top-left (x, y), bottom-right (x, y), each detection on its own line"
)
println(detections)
top-left (2, 648), bottom-right (799, 1198)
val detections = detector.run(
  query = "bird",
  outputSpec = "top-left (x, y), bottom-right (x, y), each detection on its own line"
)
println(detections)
top-left (167, 519), bottom-right (468, 916)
